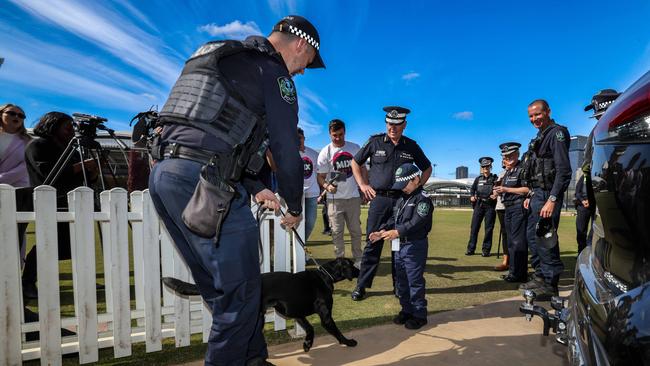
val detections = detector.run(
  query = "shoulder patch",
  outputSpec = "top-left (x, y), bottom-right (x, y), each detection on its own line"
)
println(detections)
top-left (416, 201), bottom-right (431, 217)
top-left (556, 130), bottom-right (565, 142)
top-left (277, 76), bottom-right (297, 104)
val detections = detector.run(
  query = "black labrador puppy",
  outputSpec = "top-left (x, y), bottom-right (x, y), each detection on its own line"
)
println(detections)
top-left (162, 257), bottom-right (359, 352)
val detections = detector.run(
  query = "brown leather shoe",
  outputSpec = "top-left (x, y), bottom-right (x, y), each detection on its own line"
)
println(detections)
top-left (494, 255), bottom-right (509, 271)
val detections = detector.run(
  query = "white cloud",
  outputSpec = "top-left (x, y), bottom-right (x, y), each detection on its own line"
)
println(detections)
top-left (198, 20), bottom-right (262, 39)
top-left (300, 88), bottom-right (328, 113)
top-left (452, 111), bottom-right (474, 120)
top-left (267, 0), bottom-right (298, 17)
top-left (9, 0), bottom-right (181, 86)
top-left (401, 72), bottom-right (421, 81)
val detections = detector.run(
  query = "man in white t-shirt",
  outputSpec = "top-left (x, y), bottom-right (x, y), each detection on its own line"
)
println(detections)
top-left (317, 119), bottom-right (363, 266)
top-left (298, 128), bottom-right (320, 240)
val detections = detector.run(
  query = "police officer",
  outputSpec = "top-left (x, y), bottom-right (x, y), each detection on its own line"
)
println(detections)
top-left (520, 99), bottom-right (571, 300)
top-left (494, 142), bottom-right (530, 282)
top-left (149, 15), bottom-right (324, 366)
top-left (368, 163), bottom-right (433, 330)
top-left (350, 106), bottom-right (432, 301)
top-left (466, 157), bottom-right (498, 256)
top-left (577, 89), bottom-right (620, 253)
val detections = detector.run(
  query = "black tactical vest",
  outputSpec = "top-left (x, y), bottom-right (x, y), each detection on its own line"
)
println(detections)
top-left (476, 174), bottom-right (497, 199)
top-left (160, 40), bottom-right (272, 150)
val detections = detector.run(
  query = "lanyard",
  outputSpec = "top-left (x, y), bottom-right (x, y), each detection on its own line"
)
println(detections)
top-left (395, 195), bottom-right (415, 223)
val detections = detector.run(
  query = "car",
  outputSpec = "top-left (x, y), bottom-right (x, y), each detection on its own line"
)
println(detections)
top-left (520, 70), bottom-right (650, 365)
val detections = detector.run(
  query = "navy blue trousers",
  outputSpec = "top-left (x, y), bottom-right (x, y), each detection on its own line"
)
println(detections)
top-left (504, 203), bottom-right (528, 279)
top-left (394, 239), bottom-right (428, 319)
top-left (149, 158), bottom-right (267, 366)
top-left (357, 195), bottom-right (398, 290)
top-left (466, 201), bottom-right (496, 253)
top-left (527, 188), bottom-right (565, 286)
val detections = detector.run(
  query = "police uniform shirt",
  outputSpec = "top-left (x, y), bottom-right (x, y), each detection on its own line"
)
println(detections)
top-left (354, 134), bottom-right (431, 191)
top-left (381, 187), bottom-right (433, 240)
top-left (470, 174), bottom-right (498, 200)
top-left (574, 169), bottom-right (587, 203)
top-left (317, 141), bottom-right (361, 199)
top-left (501, 162), bottom-right (525, 204)
top-left (533, 123), bottom-right (572, 198)
top-left (301, 146), bottom-right (320, 198)
top-left (161, 36), bottom-right (303, 212)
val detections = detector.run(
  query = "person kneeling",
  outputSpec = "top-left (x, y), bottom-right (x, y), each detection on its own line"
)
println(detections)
top-left (368, 163), bottom-right (433, 330)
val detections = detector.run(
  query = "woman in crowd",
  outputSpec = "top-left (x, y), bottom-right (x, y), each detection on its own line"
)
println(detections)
top-left (0, 103), bottom-right (30, 187)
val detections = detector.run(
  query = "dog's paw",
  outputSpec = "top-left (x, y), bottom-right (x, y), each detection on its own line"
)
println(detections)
top-left (343, 338), bottom-right (357, 347)
top-left (303, 339), bottom-right (313, 352)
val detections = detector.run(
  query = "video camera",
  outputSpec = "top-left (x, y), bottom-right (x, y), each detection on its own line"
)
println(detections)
top-left (130, 109), bottom-right (160, 147)
top-left (72, 113), bottom-right (108, 139)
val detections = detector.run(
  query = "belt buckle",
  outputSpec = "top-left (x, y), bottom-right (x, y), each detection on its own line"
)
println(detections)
top-left (170, 143), bottom-right (180, 157)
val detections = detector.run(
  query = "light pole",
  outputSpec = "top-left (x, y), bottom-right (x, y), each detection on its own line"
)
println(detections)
top-left (432, 163), bottom-right (437, 177)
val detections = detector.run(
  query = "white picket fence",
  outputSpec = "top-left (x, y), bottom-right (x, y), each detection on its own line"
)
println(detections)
top-left (0, 184), bottom-right (306, 365)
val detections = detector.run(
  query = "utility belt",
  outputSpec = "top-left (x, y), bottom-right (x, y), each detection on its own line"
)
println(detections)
top-left (376, 190), bottom-right (402, 198)
top-left (399, 235), bottom-right (426, 243)
top-left (503, 199), bottom-right (524, 208)
top-left (162, 143), bottom-right (215, 165)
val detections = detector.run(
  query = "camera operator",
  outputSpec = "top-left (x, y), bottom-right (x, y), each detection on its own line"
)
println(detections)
top-left (21, 111), bottom-right (98, 299)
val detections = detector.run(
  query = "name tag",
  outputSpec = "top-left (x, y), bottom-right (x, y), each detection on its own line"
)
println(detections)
top-left (392, 238), bottom-right (400, 251)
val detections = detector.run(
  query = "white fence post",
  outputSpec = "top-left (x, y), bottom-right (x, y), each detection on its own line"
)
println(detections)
top-left (0, 184), bottom-right (23, 366)
top-left (130, 191), bottom-right (146, 327)
top-left (141, 190), bottom-right (163, 352)
top-left (68, 187), bottom-right (99, 364)
top-left (101, 188), bottom-right (131, 358)
top-left (173, 245), bottom-right (191, 348)
top-left (34, 185), bottom-right (62, 365)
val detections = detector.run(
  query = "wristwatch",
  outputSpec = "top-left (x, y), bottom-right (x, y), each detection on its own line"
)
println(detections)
top-left (287, 210), bottom-right (301, 217)
top-left (549, 195), bottom-right (557, 202)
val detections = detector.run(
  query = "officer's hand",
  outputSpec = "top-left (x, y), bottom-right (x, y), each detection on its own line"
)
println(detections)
top-left (582, 199), bottom-right (590, 208)
top-left (523, 198), bottom-right (530, 209)
top-left (494, 186), bottom-right (506, 194)
top-left (360, 184), bottom-right (376, 201)
top-left (470, 196), bottom-right (477, 203)
top-left (540, 200), bottom-right (555, 218)
top-left (255, 189), bottom-right (281, 212)
top-left (325, 183), bottom-right (337, 194)
top-left (381, 229), bottom-right (399, 241)
top-left (281, 212), bottom-right (302, 230)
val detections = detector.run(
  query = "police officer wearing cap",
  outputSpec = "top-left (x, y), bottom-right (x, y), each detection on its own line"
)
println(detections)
top-left (368, 163), bottom-right (433, 330)
top-left (149, 15), bottom-right (324, 366)
top-left (350, 106), bottom-right (432, 301)
top-left (466, 157), bottom-right (498, 256)
top-left (576, 89), bottom-right (620, 253)
top-left (494, 142), bottom-right (530, 282)
top-left (519, 99), bottom-right (571, 300)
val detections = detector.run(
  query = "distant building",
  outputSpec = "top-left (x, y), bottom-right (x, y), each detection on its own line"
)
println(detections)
top-left (456, 166), bottom-right (468, 179)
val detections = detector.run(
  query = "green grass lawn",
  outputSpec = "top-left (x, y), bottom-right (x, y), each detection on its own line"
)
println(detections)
top-left (23, 206), bottom-right (578, 365)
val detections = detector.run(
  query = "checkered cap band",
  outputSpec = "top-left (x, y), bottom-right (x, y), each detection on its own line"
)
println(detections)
top-left (395, 171), bottom-right (421, 183)
top-left (385, 117), bottom-right (406, 124)
top-left (288, 25), bottom-right (320, 50)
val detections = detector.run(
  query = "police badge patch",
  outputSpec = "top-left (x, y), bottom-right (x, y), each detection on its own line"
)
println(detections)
top-left (277, 77), bottom-right (297, 104)
top-left (556, 131), bottom-right (565, 142)
top-left (416, 201), bottom-right (430, 217)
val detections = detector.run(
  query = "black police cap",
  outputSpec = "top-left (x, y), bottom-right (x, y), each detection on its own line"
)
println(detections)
top-left (391, 163), bottom-right (421, 190)
top-left (499, 142), bottom-right (521, 156)
top-left (383, 106), bottom-right (411, 124)
top-left (478, 157), bottom-right (494, 167)
top-left (584, 89), bottom-right (620, 117)
top-left (273, 15), bottom-right (325, 69)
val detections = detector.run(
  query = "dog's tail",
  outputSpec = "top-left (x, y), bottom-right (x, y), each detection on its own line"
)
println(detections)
top-left (162, 277), bottom-right (201, 296)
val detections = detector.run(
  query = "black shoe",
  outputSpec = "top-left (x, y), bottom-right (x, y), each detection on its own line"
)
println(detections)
top-left (351, 287), bottom-right (365, 301)
top-left (519, 276), bottom-right (544, 290)
top-left (405, 317), bottom-right (427, 330)
top-left (532, 284), bottom-right (559, 301)
top-left (502, 274), bottom-right (526, 283)
top-left (322, 229), bottom-right (332, 236)
top-left (465, 250), bottom-right (475, 256)
top-left (393, 311), bottom-right (412, 325)
top-left (481, 251), bottom-right (490, 257)
top-left (22, 281), bottom-right (38, 300)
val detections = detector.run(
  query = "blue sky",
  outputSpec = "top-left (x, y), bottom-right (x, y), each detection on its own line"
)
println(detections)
top-left (1, 0), bottom-right (649, 177)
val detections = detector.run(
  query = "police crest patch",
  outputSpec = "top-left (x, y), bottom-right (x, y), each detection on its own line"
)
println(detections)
top-left (556, 131), bottom-right (565, 142)
top-left (416, 201), bottom-right (430, 217)
top-left (277, 77), bottom-right (297, 104)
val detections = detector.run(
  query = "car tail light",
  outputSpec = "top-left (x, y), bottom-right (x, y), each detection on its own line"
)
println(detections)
top-left (595, 70), bottom-right (650, 144)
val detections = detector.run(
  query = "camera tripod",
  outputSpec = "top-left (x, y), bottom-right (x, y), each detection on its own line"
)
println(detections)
top-left (44, 125), bottom-right (129, 191)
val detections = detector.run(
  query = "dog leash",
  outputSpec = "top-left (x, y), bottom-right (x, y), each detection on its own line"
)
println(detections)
top-left (256, 205), bottom-right (335, 282)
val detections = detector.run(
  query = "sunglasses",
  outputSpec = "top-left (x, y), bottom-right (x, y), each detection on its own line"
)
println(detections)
top-left (4, 111), bottom-right (26, 119)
